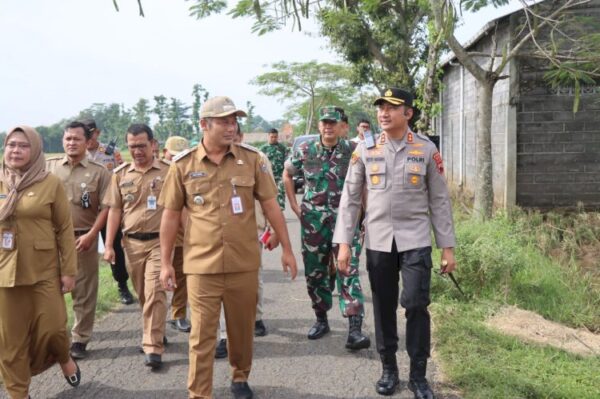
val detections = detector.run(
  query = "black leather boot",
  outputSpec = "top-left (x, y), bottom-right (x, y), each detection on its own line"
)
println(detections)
top-left (376, 353), bottom-right (399, 396)
top-left (408, 359), bottom-right (435, 399)
top-left (345, 315), bottom-right (371, 350)
top-left (307, 312), bottom-right (330, 340)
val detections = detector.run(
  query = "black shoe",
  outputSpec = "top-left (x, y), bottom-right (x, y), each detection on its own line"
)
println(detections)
top-left (64, 360), bottom-right (81, 388)
top-left (254, 320), bottom-right (267, 337)
top-left (118, 286), bottom-right (134, 305)
top-left (307, 317), bottom-right (330, 340)
top-left (139, 336), bottom-right (168, 354)
top-left (70, 342), bottom-right (87, 360)
top-left (215, 338), bottom-right (228, 359)
top-left (408, 380), bottom-right (435, 399)
top-left (376, 354), bottom-right (399, 396)
top-left (144, 353), bottom-right (162, 369)
top-left (170, 318), bottom-right (191, 332)
top-left (345, 315), bottom-right (371, 350)
top-left (230, 381), bottom-right (253, 399)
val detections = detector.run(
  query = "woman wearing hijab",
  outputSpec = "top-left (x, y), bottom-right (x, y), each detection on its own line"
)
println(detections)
top-left (0, 126), bottom-right (81, 398)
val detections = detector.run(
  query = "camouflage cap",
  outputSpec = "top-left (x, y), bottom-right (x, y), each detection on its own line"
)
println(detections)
top-left (200, 96), bottom-right (247, 118)
top-left (164, 135), bottom-right (189, 156)
top-left (373, 87), bottom-right (414, 107)
top-left (319, 106), bottom-right (342, 122)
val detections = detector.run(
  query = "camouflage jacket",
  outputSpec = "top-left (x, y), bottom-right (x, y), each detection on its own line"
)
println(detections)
top-left (286, 138), bottom-right (356, 214)
top-left (259, 142), bottom-right (289, 180)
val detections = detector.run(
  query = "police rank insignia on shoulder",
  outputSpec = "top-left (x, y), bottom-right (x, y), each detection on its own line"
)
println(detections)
top-left (351, 151), bottom-right (360, 164)
top-left (174, 148), bottom-right (194, 162)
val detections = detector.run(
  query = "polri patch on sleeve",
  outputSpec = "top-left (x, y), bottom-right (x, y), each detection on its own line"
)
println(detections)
top-left (433, 151), bottom-right (444, 174)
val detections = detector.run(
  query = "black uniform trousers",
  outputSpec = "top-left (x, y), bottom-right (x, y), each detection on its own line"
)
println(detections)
top-left (101, 226), bottom-right (129, 286)
top-left (366, 241), bottom-right (432, 374)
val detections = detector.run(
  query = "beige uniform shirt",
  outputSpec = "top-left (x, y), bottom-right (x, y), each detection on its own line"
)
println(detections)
top-left (46, 156), bottom-right (111, 231)
top-left (158, 143), bottom-right (277, 275)
top-left (103, 158), bottom-right (169, 234)
top-left (333, 131), bottom-right (456, 252)
top-left (0, 174), bottom-right (77, 286)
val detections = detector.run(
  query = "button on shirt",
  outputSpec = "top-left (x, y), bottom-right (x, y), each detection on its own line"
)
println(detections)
top-left (46, 156), bottom-right (111, 230)
top-left (103, 158), bottom-right (169, 234)
top-left (158, 144), bottom-right (277, 275)
top-left (333, 131), bottom-right (456, 253)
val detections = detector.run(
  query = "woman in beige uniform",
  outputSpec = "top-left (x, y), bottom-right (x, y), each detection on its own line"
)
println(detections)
top-left (0, 126), bottom-right (81, 398)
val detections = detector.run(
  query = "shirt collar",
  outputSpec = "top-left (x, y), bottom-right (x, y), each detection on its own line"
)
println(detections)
top-left (196, 141), bottom-right (237, 162)
top-left (61, 155), bottom-right (90, 168)
top-left (127, 157), bottom-right (162, 173)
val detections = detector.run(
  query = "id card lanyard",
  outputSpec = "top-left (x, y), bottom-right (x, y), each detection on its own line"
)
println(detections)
top-left (1, 215), bottom-right (16, 251)
top-left (147, 178), bottom-right (158, 210)
top-left (231, 183), bottom-right (244, 214)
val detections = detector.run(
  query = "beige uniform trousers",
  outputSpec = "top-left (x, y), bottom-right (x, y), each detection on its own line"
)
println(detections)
top-left (171, 246), bottom-right (188, 320)
top-left (187, 270), bottom-right (259, 399)
top-left (122, 236), bottom-right (167, 354)
top-left (0, 279), bottom-right (70, 399)
top-left (71, 235), bottom-right (99, 344)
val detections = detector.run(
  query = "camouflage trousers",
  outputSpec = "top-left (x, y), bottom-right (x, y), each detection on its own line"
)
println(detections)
top-left (276, 178), bottom-right (286, 210)
top-left (300, 210), bottom-right (364, 318)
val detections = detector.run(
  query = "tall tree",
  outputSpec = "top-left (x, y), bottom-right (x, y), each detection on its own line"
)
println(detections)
top-left (431, 0), bottom-right (600, 219)
top-left (131, 98), bottom-right (151, 125)
top-left (251, 61), bottom-right (358, 134)
top-left (191, 84), bottom-right (209, 136)
top-left (165, 97), bottom-right (191, 139)
top-left (152, 95), bottom-right (168, 141)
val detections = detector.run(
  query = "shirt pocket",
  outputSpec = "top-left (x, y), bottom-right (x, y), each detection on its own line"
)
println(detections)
top-left (119, 183), bottom-right (139, 204)
top-left (366, 162), bottom-right (386, 190)
top-left (230, 175), bottom-right (255, 214)
top-left (34, 240), bottom-right (56, 251)
top-left (184, 180), bottom-right (210, 209)
top-left (72, 181), bottom-right (98, 207)
top-left (405, 162), bottom-right (426, 189)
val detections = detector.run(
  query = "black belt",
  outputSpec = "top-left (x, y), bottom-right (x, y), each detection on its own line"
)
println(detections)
top-left (127, 232), bottom-right (159, 241)
top-left (74, 230), bottom-right (90, 237)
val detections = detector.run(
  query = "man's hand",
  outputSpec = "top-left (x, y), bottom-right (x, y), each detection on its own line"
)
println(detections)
top-left (291, 203), bottom-right (301, 220)
top-left (103, 247), bottom-right (116, 265)
top-left (75, 232), bottom-right (96, 252)
top-left (440, 247), bottom-right (456, 274)
top-left (160, 264), bottom-right (177, 291)
top-left (265, 232), bottom-right (280, 251)
top-left (281, 249), bottom-right (298, 280)
top-left (337, 243), bottom-right (351, 276)
top-left (61, 275), bottom-right (75, 294)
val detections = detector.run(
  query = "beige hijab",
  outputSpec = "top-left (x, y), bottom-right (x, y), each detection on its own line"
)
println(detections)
top-left (0, 126), bottom-right (49, 221)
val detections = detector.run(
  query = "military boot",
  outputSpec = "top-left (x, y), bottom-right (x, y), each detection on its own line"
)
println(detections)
top-left (376, 353), bottom-right (399, 396)
top-left (345, 315), bottom-right (371, 350)
top-left (307, 312), bottom-right (330, 340)
top-left (408, 359), bottom-right (435, 399)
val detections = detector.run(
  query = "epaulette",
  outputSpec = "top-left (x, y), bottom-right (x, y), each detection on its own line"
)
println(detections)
top-left (46, 156), bottom-right (63, 161)
top-left (160, 158), bottom-right (171, 166)
top-left (416, 132), bottom-right (432, 142)
top-left (113, 162), bottom-right (130, 173)
top-left (173, 147), bottom-right (195, 162)
top-left (88, 159), bottom-right (105, 168)
top-left (237, 142), bottom-right (260, 153)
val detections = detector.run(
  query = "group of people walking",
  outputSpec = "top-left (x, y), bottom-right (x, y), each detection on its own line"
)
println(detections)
top-left (0, 87), bottom-right (456, 399)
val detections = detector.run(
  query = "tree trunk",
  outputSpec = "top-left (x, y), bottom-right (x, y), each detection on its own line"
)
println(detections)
top-left (473, 79), bottom-right (496, 220)
top-left (417, 31), bottom-right (442, 134)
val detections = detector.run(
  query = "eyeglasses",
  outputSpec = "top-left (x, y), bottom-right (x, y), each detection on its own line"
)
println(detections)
top-left (128, 143), bottom-right (149, 151)
top-left (5, 142), bottom-right (31, 150)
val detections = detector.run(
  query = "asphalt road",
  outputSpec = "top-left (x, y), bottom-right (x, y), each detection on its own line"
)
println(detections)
top-left (9, 201), bottom-right (460, 399)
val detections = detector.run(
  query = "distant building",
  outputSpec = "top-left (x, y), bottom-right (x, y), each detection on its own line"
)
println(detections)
top-left (436, 0), bottom-right (600, 209)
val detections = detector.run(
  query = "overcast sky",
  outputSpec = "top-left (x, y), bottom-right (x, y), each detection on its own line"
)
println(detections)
top-left (0, 0), bottom-right (524, 129)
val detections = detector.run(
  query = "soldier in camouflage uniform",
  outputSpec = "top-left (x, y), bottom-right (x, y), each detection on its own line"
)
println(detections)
top-left (283, 106), bottom-right (370, 350)
top-left (82, 119), bottom-right (134, 306)
top-left (260, 128), bottom-right (289, 210)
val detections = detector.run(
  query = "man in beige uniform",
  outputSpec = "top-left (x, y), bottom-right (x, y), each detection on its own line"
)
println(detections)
top-left (103, 123), bottom-right (170, 369)
top-left (162, 136), bottom-right (191, 333)
top-left (334, 88), bottom-right (456, 399)
top-left (46, 121), bottom-right (111, 360)
top-left (158, 96), bottom-right (297, 399)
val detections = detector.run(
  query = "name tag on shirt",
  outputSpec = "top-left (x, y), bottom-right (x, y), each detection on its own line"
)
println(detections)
top-left (147, 195), bottom-right (157, 210)
top-left (231, 195), bottom-right (244, 214)
top-left (2, 229), bottom-right (15, 250)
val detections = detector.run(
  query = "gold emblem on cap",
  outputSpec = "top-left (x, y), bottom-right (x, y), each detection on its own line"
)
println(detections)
top-left (371, 175), bottom-right (380, 185)
top-left (385, 89), bottom-right (393, 97)
top-left (371, 164), bottom-right (379, 173)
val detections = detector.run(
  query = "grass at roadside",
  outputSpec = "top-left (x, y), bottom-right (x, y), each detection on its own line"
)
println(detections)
top-left (432, 208), bottom-right (600, 398)
top-left (64, 260), bottom-right (130, 327)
